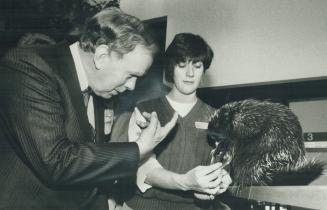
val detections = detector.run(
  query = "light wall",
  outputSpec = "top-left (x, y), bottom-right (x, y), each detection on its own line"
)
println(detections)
top-left (121, 0), bottom-right (327, 88)
top-left (289, 99), bottom-right (327, 133)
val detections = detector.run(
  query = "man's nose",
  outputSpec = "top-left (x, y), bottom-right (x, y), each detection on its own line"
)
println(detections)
top-left (125, 77), bottom-right (137, 91)
top-left (186, 64), bottom-right (194, 77)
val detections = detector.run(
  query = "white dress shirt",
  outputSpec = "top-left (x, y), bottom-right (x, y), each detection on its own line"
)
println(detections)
top-left (70, 42), bottom-right (114, 135)
top-left (70, 42), bottom-right (96, 129)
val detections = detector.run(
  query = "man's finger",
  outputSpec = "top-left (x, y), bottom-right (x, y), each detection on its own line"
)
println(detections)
top-left (128, 111), bottom-right (142, 142)
top-left (146, 112), bottom-right (159, 133)
top-left (155, 118), bottom-right (162, 133)
top-left (142, 112), bottom-right (152, 121)
top-left (134, 108), bottom-right (147, 121)
top-left (136, 120), bottom-right (149, 128)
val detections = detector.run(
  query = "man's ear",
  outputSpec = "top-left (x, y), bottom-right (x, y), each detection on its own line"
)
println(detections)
top-left (94, 44), bottom-right (109, 70)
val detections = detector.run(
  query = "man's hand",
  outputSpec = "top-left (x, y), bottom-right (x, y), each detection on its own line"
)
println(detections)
top-left (135, 109), bottom-right (178, 161)
top-left (128, 108), bottom-right (145, 142)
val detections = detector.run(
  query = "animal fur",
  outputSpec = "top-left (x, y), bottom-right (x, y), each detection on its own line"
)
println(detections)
top-left (208, 99), bottom-right (324, 191)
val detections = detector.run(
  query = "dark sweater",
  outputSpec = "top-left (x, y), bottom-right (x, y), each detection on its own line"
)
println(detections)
top-left (126, 97), bottom-right (216, 210)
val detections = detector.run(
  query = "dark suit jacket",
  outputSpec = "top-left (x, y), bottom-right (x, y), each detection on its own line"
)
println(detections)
top-left (0, 43), bottom-right (139, 210)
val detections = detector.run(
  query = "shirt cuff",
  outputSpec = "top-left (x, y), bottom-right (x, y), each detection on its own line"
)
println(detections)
top-left (137, 154), bottom-right (162, 193)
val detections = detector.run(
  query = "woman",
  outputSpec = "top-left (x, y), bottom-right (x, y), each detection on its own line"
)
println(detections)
top-left (112, 33), bottom-right (231, 210)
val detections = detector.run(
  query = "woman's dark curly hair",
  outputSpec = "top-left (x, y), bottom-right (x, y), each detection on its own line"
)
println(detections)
top-left (164, 33), bottom-right (214, 83)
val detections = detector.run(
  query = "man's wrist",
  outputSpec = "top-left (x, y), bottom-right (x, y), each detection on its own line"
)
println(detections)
top-left (136, 140), bottom-right (151, 162)
top-left (135, 141), bottom-right (145, 161)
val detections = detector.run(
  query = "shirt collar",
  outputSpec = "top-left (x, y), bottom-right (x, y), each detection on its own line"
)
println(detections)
top-left (69, 42), bottom-right (89, 91)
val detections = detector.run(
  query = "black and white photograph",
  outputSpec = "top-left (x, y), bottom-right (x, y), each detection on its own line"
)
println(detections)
top-left (0, 0), bottom-right (327, 209)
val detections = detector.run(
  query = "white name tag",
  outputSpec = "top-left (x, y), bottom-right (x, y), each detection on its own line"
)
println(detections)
top-left (195, 122), bottom-right (208, 129)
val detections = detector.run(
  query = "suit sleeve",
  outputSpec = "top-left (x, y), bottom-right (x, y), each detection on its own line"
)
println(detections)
top-left (0, 57), bottom-right (139, 189)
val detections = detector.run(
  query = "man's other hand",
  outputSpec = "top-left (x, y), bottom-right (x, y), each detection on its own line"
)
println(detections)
top-left (135, 111), bottom-right (178, 161)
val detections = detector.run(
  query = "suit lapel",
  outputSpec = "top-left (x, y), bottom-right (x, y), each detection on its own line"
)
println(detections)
top-left (42, 43), bottom-right (93, 141)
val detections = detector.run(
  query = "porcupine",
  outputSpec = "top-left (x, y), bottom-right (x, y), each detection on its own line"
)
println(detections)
top-left (207, 99), bottom-right (324, 193)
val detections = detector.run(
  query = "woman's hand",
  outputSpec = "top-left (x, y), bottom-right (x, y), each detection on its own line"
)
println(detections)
top-left (174, 162), bottom-right (230, 194)
top-left (193, 167), bottom-right (232, 200)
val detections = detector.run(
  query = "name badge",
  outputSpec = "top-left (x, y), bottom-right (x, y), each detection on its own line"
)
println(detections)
top-left (195, 122), bottom-right (208, 129)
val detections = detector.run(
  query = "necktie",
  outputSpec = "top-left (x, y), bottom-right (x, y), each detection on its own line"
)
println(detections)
top-left (82, 87), bottom-right (113, 143)
top-left (82, 87), bottom-right (92, 107)
top-left (93, 95), bottom-right (105, 143)
top-left (81, 87), bottom-right (97, 142)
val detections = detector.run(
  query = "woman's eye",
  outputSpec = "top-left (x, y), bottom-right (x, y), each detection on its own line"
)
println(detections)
top-left (193, 62), bottom-right (203, 68)
top-left (177, 62), bottom-right (186, 68)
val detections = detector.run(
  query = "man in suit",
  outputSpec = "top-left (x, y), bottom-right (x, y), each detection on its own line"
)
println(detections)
top-left (0, 7), bottom-right (178, 210)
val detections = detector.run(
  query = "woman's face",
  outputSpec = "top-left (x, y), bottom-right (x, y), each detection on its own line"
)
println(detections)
top-left (173, 59), bottom-right (204, 95)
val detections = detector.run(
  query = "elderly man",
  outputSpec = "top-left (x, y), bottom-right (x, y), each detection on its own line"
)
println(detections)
top-left (0, 8), bottom-right (177, 210)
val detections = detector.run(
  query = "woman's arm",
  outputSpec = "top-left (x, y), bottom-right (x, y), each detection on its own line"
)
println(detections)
top-left (145, 161), bottom-right (229, 195)
top-left (127, 108), bottom-right (231, 194)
